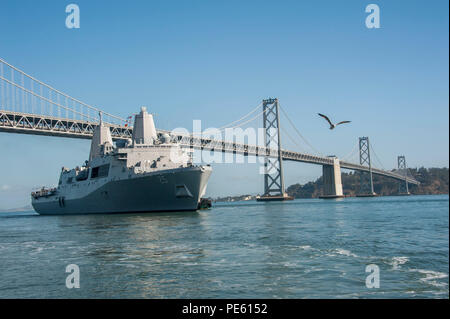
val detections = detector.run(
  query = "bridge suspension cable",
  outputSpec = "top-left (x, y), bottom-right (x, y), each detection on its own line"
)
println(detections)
top-left (215, 102), bottom-right (262, 131)
top-left (278, 104), bottom-right (324, 156)
top-left (225, 107), bottom-right (267, 130)
top-left (0, 57), bottom-right (126, 126)
top-left (342, 140), bottom-right (360, 162)
top-left (281, 126), bottom-right (308, 154)
top-left (0, 75), bottom-right (98, 122)
top-left (406, 168), bottom-right (416, 180)
top-left (369, 142), bottom-right (386, 170)
top-left (192, 102), bottom-right (266, 136)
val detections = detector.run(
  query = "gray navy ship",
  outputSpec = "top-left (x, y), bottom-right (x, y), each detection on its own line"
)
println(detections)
top-left (31, 107), bottom-right (212, 215)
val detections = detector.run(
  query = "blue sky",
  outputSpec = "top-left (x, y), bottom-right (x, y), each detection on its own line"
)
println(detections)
top-left (0, 0), bottom-right (448, 208)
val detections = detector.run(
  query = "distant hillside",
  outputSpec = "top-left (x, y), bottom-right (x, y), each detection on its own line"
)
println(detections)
top-left (286, 167), bottom-right (449, 198)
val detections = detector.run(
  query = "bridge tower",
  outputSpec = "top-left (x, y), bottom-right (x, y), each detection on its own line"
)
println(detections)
top-left (397, 155), bottom-right (410, 195)
top-left (357, 137), bottom-right (377, 197)
top-left (257, 98), bottom-right (293, 201)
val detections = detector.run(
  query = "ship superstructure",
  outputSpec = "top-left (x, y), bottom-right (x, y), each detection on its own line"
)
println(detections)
top-left (31, 107), bottom-right (212, 215)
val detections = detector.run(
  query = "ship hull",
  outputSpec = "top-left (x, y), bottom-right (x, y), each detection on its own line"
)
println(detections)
top-left (32, 166), bottom-right (211, 215)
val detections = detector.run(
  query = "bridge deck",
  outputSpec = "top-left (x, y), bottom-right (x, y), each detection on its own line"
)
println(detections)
top-left (0, 110), bottom-right (419, 185)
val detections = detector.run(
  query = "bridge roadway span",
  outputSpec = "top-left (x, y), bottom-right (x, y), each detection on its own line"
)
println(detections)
top-left (0, 110), bottom-right (419, 185)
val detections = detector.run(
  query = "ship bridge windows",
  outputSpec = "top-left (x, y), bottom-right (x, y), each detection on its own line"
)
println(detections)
top-left (91, 164), bottom-right (110, 179)
top-left (76, 169), bottom-right (89, 181)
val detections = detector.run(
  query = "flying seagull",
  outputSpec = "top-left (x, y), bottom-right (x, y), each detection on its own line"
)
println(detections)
top-left (318, 113), bottom-right (351, 130)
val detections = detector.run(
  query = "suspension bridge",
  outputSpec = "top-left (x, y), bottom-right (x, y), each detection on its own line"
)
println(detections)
top-left (0, 57), bottom-right (419, 199)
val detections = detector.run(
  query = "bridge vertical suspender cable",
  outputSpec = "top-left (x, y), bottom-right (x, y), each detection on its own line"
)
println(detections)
top-left (0, 57), bottom-right (127, 125)
top-left (278, 104), bottom-right (324, 157)
top-left (0, 61), bottom-right (3, 110)
top-left (369, 141), bottom-right (386, 170)
top-left (342, 140), bottom-right (360, 163)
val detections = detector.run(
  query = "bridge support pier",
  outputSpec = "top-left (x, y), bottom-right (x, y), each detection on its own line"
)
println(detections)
top-left (319, 157), bottom-right (344, 199)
